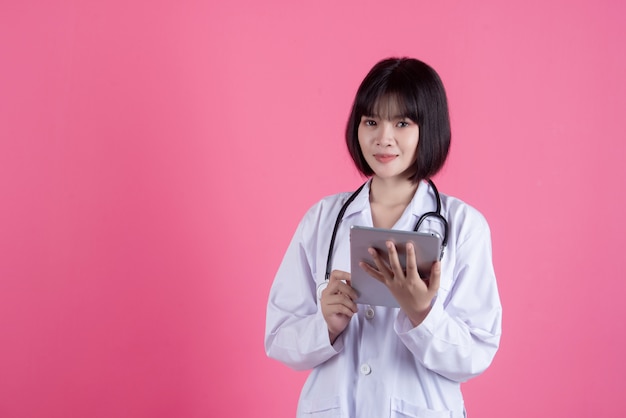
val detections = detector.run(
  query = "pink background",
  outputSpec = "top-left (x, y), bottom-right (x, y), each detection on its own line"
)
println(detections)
top-left (1, 1), bottom-right (625, 417)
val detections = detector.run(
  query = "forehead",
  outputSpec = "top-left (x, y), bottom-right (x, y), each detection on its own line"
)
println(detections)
top-left (367, 94), bottom-right (410, 119)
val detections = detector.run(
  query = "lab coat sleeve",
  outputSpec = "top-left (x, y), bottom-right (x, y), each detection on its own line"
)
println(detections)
top-left (264, 205), bottom-right (343, 371)
top-left (394, 214), bottom-right (502, 383)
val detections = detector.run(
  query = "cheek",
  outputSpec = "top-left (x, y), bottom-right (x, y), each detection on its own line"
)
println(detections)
top-left (406, 138), bottom-right (419, 161)
top-left (357, 125), bottom-right (365, 139)
top-left (409, 130), bottom-right (420, 154)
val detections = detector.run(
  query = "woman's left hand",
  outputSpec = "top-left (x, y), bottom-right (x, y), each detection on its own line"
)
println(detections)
top-left (359, 241), bottom-right (441, 327)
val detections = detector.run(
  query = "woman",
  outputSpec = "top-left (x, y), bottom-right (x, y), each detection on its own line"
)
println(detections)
top-left (265, 57), bottom-right (502, 418)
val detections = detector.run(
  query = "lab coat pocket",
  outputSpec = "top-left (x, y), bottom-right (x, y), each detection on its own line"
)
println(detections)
top-left (300, 395), bottom-right (343, 417)
top-left (391, 397), bottom-right (451, 418)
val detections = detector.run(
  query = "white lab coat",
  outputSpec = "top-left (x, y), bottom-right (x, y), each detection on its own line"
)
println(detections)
top-left (265, 180), bottom-right (502, 418)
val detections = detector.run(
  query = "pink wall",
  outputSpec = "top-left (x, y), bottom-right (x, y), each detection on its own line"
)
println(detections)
top-left (1, 0), bottom-right (625, 417)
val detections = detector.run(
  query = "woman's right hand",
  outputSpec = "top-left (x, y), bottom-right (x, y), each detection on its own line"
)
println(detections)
top-left (320, 270), bottom-right (358, 344)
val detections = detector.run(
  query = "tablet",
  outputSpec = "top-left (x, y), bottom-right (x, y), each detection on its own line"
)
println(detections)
top-left (350, 225), bottom-right (442, 307)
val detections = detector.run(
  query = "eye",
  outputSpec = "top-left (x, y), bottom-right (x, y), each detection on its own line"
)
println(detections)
top-left (362, 119), bottom-right (377, 127)
top-left (397, 120), bottom-right (410, 128)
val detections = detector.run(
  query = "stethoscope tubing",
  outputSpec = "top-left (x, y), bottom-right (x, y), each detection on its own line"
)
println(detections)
top-left (324, 179), bottom-right (448, 282)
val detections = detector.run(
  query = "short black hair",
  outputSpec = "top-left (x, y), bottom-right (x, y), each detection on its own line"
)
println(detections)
top-left (345, 57), bottom-right (451, 183)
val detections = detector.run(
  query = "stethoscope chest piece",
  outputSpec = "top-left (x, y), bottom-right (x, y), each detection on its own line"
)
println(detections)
top-left (316, 282), bottom-right (327, 300)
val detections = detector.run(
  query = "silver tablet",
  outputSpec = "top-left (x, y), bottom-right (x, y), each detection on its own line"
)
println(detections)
top-left (350, 225), bottom-right (442, 307)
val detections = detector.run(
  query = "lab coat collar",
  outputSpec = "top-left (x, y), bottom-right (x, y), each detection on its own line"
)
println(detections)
top-left (408, 180), bottom-right (438, 218)
top-left (341, 179), bottom-right (438, 223)
top-left (340, 179), bottom-right (372, 220)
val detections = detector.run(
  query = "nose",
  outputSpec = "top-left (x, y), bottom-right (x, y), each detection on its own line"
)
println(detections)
top-left (375, 121), bottom-right (394, 146)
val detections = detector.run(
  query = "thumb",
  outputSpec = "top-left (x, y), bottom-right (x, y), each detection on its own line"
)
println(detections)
top-left (429, 261), bottom-right (441, 292)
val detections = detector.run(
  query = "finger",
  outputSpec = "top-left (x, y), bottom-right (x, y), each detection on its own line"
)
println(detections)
top-left (385, 241), bottom-right (405, 278)
top-left (327, 270), bottom-right (357, 300)
top-left (428, 261), bottom-right (441, 293)
top-left (405, 242), bottom-right (420, 279)
top-left (321, 283), bottom-right (351, 300)
top-left (336, 282), bottom-right (358, 301)
top-left (323, 293), bottom-right (358, 313)
top-left (327, 270), bottom-right (352, 293)
top-left (332, 303), bottom-right (358, 316)
top-left (329, 270), bottom-right (351, 284)
top-left (368, 247), bottom-right (392, 277)
top-left (359, 261), bottom-right (386, 284)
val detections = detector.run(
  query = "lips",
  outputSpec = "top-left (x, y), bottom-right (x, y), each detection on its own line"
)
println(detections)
top-left (374, 154), bottom-right (398, 163)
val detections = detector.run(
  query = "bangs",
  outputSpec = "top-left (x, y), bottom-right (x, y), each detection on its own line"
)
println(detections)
top-left (357, 84), bottom-right (419, 122)
top-left (369, 94), bottom-right (413, 120)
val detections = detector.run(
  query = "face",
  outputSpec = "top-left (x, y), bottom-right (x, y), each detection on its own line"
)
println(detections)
top-left (357, 98), bottom-right (419, 182)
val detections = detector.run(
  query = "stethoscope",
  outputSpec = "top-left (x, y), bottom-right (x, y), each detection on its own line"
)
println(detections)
top-left (323, 179), bottom-right (449, 286)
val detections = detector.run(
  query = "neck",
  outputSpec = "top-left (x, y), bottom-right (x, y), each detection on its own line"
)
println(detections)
top-left (369, 176), bottom-right (419, 206)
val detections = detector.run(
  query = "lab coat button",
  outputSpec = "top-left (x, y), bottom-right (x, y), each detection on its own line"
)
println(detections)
top-left (365, 307), bottom-right (375, 319)
top-left (360, 364), bottom-right (371, 375)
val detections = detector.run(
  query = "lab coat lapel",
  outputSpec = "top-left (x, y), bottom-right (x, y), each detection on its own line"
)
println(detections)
top-left (340, 180), bottom-right (373, 226)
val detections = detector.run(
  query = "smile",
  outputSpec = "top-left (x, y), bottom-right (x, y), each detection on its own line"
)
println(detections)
top-left (374, 154), bottom-right (398, 163)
